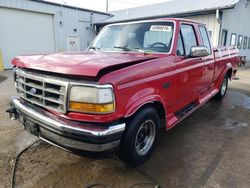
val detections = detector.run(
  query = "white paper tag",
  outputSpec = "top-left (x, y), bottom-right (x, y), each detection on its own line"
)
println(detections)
top-left (150, 25), bottom-right (172, 32)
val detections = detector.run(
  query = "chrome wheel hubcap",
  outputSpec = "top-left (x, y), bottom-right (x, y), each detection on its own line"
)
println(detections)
top-left (135, 120), bottom-right (156, 156)
top-left (221, 78), bottom-right (227, 96)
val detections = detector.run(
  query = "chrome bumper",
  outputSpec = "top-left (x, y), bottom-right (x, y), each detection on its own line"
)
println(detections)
top-left (8, 96), bottom-right (125, 152)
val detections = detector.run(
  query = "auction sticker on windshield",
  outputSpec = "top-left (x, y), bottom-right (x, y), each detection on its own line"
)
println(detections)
top-left (150, 25), bottom-right (172, 32)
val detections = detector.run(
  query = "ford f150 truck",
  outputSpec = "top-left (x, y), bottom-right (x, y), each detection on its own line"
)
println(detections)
top-left (7, 18), bottom-right (238, 166)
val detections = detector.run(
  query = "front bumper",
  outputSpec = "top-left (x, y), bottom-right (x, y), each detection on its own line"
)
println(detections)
top-left (8, 96), bottom-right (125, 152)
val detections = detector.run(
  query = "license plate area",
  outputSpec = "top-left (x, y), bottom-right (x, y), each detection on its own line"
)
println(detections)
top-left (20, 115), bottom-right (39, 136)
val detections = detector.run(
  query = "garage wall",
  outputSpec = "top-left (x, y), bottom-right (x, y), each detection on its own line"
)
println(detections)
top-left (0, 0), bottom-right (110, 69)
top-left (221, 0), bottom-right (250, 60)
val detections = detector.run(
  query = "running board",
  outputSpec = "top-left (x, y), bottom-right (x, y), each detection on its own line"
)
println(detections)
top-left (175, 101), bottom-right (199, 119)
top-left (166, 89), bottom-right (219, 130)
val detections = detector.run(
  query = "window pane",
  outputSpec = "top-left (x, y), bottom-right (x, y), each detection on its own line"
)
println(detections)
top-left (199, 26), bottom-right (212, 54)
top-left (237, 35), bottom-right (243, 49)
top-left (208, 31), bottom-right (212, 38)
top-left (230, 34), bottom-right (237, 46)
top-left (243, 36), bottom-right (248, 49)
top-left (91, 22), bottom-right (174, 53)
top-left (143, 29), bottom-right (173, 50)
top-left (176, 33), bottom-right (184, 56)
top-left (98, 27), bottom-right (121, 49)
top-left (220, 29), bottom-right (228, 46)
top-left (128, 33), bottom-right (140, 49)
top-left (248, 37), bottom-right (250, 49)
top-left (181, 24), bottom-right (197, 55)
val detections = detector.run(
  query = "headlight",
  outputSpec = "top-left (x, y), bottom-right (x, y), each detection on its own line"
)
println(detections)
top-left (69, 84), bottom-right (115, 114)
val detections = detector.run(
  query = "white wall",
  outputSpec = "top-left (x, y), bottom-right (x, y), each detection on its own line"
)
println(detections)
top-left (221, 0), bottom-right (250, 60)
top-left (0, 8), bottom-right (56, 69)
top-left (0, 0), bottom-right (110, 69)
top-left (0, 0), bottom-right (110, 52)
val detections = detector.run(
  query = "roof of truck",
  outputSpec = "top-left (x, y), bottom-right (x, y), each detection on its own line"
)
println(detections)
top-left (96, 0), bottom-right (240, 25)
top-left (105, 18), bottom-right (205, 27)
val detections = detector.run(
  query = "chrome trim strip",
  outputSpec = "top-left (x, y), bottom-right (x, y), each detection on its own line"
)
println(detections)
top-left (39, 128), bottom-right (120, 152)
top-left (69, 82), bottom-right (114, 89)
top-left (39, 136), bottom-right (72, 152)
top-left (15, 68), bottom-right (69, 113)
top-left (10, 97), bottom-right (126, 137)
top-left (15, 69), bottom-right (68, 85)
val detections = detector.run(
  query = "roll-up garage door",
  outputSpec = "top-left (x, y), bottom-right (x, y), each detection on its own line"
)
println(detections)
top-left (0, 8), bottom-right (55, 69)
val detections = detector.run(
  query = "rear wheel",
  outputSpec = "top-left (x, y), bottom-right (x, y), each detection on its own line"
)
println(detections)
top-left (214, 74), bottom-right (228, 100)
top-left (118, 107), bottom-right (160, 167)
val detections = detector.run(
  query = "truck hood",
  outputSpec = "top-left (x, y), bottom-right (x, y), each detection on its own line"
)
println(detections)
top-left (12, 52), bottom-right (160, 77)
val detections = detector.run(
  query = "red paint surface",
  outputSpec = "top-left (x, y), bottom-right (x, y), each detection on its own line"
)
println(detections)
top-left (12, 18), bottom-right (239, 130)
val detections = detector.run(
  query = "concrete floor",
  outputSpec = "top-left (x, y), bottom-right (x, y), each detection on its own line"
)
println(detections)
top-left (0, 67), bottom-right (250, 188)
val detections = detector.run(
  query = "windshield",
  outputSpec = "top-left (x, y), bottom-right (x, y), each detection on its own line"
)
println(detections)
top-left (89, 21), bottom-right (174, 53)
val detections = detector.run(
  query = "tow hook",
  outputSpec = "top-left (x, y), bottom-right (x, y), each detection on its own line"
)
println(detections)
top-left (6, 107), bottom-right (18, 120)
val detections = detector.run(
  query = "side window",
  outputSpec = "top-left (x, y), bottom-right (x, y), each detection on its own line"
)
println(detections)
top-left (199, 26), bottom-right (212, 54)
top-left (248, 37), bottom-right (250, 49)
top-left (230, 33), bottom-right (237, 46)
top-left (181, 24), bottom-right (198, 55)
top-left (176, 33), bottom-right (185, 56)
top-left (243, 36), bottom-right (248, 50)
top-left (220, 29), bottom-right (228, 46)
top-left (237, 35), bottom-right (243, 49)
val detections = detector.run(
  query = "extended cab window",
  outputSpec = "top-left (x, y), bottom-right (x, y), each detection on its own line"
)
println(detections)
top-left (180, 24), bottom-right (197, 55)
top-left (199, 26), bottom-right (212, 54)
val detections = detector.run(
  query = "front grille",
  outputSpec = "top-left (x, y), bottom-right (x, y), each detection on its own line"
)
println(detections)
top-left (15, 69), bottom-right (68, 113)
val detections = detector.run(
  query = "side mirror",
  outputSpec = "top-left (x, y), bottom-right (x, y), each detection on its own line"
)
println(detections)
top-left (189, 46), bottom-right (209, 58)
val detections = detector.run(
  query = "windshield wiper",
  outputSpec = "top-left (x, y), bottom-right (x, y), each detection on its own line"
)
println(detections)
top-left (89, 46), bottom-right (100, 51)
top-left (114, 46), bottom-right (133, 51)
top-left (114, 46), bottom-right (147, 54)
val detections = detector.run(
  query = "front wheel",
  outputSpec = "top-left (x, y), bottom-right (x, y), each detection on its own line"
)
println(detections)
top-left (214, 74), bottom-right (228, 100)
top-left (118, 107), bottom-right (160, 167)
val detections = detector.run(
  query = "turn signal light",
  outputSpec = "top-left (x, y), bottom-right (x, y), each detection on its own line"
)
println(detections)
top-left (69, 101), bottom-right (114, 114)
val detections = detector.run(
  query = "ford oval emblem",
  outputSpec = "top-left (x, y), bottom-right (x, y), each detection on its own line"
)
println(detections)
top-left (30, 88), bottom-right (37, 94)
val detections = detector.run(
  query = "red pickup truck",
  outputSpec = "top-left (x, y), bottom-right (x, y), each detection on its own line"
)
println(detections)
top-left (7, 18), bottom-right (238, 166)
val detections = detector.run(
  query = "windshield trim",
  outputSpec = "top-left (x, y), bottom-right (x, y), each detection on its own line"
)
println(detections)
top-left (87, 20), bottom-right (176, 55)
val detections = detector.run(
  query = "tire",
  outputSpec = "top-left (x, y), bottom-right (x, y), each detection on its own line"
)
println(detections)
top-left (118, 107), bottom-right (160, 167)
top-left (214, 74), bottom-right (228, 100)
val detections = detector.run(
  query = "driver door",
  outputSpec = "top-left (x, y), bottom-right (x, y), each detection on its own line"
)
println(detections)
top-left (174, 24), bottom-right (204, 110)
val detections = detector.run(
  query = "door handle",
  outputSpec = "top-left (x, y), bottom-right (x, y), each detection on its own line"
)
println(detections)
top-left (198, 57), bottom-right (205, 62)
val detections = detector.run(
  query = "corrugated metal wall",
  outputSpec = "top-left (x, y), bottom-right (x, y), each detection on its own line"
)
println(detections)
top-left (221, 0), bottom-right (250, 60)
top-left (0, 0), bottom-right (110, 52)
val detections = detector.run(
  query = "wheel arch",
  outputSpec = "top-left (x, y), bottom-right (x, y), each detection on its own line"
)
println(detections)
top-left (125, 100), bottom-right (166, 128)
top-left (225, 62), bottom-right (234, 79)
top-left (226, 68), bottom-right (233, 79)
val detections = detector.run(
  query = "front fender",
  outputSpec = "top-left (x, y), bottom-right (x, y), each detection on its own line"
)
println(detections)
top-left (124, 87), bottom-right (166, 117)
